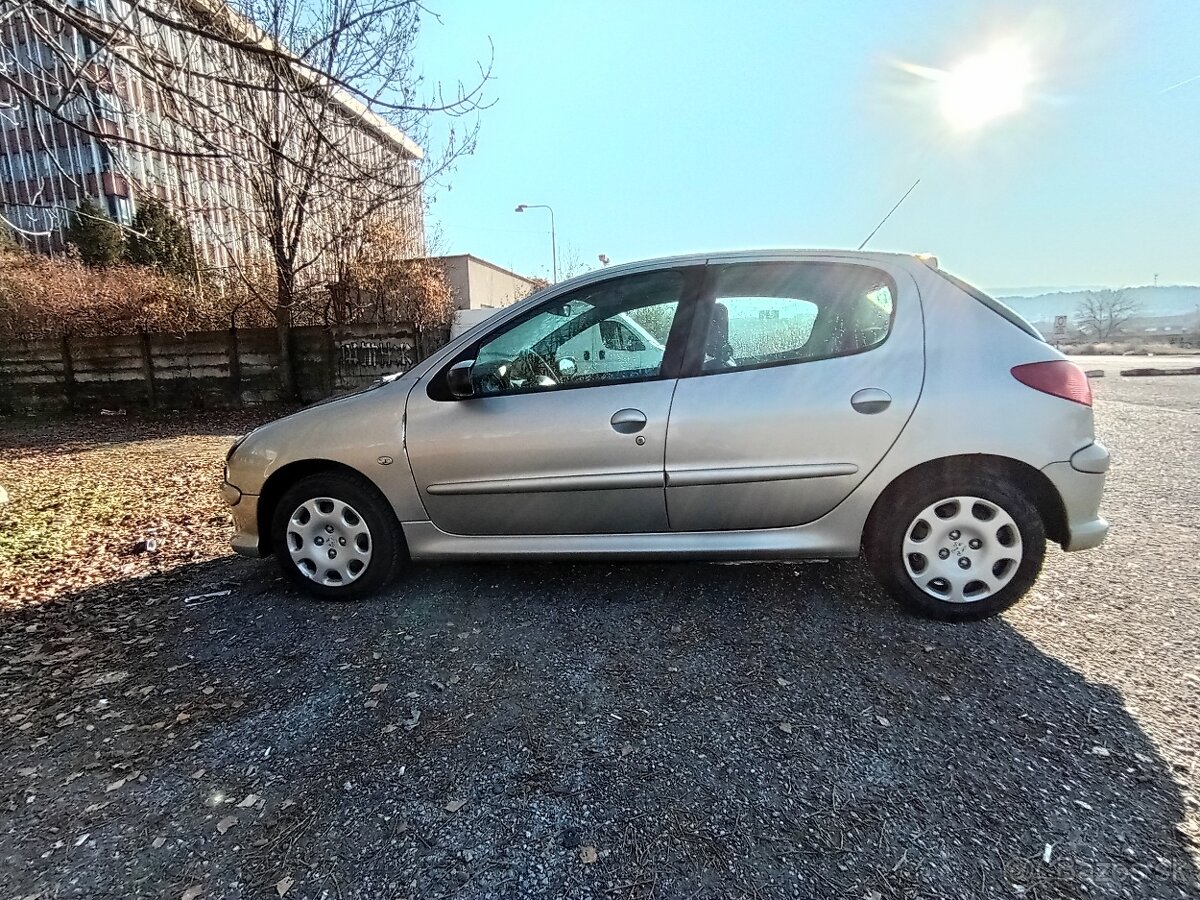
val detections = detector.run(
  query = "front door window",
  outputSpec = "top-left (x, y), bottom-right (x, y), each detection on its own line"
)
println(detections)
top-left (469, 270), bottom-right (686, 396)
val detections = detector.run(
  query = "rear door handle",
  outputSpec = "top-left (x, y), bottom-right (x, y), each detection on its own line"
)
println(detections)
top-left (850, 388), bottom-right (892, 414)
top-left (610, 408), bottom-right (647, 434)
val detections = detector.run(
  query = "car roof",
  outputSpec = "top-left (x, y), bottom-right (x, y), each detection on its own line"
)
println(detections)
top-left (556, 249), bottom-right (928, 290)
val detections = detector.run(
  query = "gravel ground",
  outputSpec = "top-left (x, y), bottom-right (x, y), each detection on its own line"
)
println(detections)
top-left (0, 374), bottom-right (1197, 899)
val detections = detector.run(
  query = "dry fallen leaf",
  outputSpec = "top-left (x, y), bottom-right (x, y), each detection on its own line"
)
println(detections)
top-left (216, 815), bottom-right (238, 834)
top-left (181, 887), bottom-right (203, 900)
top-left (275, 875), bottom-right (295, 897)
top-left (237, 794), bottom-right (261, 808)
top-left (364, 699), bottom-right (378, 709)
top-left (445, 798), bottom-right (467, 813)
top-left (105, 777), bottom-right (126, 792)
top-left (579, 845), bottom-right (598, 864)
top-left (876, 716), bottom-right (891, 727)
top-left (776, 677), bottom-right (792, 687)
top-left (152, 836), bottom-right (166, 849)
top-left (778, 722), bottom-right (794, 735)
top-left (619, 743), bottom-right (635, 758)
top-left (369, 683), bottom-right (387, 693)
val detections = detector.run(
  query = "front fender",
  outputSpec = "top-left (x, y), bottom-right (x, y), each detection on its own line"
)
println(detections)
top-left (224, 381), bottom-right (428, 525)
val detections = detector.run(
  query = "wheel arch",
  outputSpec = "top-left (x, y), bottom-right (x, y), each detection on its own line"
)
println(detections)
top-left (257, 459), bottom-right (386, 555)
top-left (864, 454), bottom-right (1070, 549)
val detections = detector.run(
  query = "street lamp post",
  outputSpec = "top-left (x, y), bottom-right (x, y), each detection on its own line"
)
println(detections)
top-left (515, 204), bottom-right (557, 282)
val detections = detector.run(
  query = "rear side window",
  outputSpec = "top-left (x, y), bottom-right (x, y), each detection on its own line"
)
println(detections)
top-left (936, 269), bottom-right (1044, 341)
top-left (701, 262), bottom-right (895, 373)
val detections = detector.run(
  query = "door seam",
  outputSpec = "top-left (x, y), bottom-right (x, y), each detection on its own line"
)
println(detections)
top-left (663, 377), bottom-right (680, 529)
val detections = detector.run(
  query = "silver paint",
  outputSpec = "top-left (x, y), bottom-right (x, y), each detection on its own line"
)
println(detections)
top-left (223, 249), bottom-right (1108, 573)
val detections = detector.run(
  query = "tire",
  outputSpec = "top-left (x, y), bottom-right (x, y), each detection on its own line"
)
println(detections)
top-left (271, 471), bottom-right (405, 600)
top-left (864, 471), bottom-right (1045, 621)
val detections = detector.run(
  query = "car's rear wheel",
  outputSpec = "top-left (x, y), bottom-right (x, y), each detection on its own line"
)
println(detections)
top-left (865, 472), bottom-right (1045, 621)
top-left (271, 472), bottom-right (404, 599)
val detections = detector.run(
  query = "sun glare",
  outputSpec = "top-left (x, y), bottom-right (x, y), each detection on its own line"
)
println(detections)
top-left (937, 41), bottom-right (1034, 132)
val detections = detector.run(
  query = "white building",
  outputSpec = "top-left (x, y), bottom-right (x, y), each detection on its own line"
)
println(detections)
top-left (0, 0), bottom-right (424, 273)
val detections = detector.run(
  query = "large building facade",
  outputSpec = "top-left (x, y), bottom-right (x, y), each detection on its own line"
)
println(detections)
top-left (0, 0), bottom-right (425, 276)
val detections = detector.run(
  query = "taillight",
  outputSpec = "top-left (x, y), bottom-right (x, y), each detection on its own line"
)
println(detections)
top-left (1011, 361), bottom-right (1092, 406)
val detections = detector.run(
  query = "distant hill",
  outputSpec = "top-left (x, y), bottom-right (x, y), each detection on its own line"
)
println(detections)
top-left (995, 285), bottom-right (1200, 326)
top-left (991, 286), bottom-right (1105, 297)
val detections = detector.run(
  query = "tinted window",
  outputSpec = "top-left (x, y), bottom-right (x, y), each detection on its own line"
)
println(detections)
top-left (702, 262), bottom-right (895, 373)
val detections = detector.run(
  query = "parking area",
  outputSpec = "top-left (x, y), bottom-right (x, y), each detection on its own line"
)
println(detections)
top-left (1, 373), bottom-right (1197, 899)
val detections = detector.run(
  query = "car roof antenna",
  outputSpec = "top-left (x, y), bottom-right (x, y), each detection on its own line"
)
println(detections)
top-left (857, 178), bottom-right (921, 251)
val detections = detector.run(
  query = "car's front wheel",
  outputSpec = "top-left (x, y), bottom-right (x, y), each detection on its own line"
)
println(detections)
top-left (271, 472), bottom-right (404, 599)
top-left (865, 473), bottom-right (1046, 621)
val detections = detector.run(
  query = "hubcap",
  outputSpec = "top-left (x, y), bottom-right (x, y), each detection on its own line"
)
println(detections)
top-left (901, 496), bottom-right (1022, 604)
top-left (286, 497), bottom-right (372, 586)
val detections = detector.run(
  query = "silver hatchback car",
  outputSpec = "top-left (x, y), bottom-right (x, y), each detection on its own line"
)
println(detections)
top-left (222, 250), bottom-right (1108, 620)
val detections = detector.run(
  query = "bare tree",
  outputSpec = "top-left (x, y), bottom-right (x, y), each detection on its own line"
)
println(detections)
top-left (1075, 289), bottom-right (1142, 340)
top-left (335, 214), bottom-right (455, 334)
top-left (0, 0), bottom-right (490, 395)
top-left (555, 242), bottom-right (593, 281)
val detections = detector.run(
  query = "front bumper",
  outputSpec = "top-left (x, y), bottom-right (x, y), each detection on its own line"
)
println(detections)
top-left (1041, 440), bottom-right (1110, 552)
top-left (222, 481), bottom-right (264, 558)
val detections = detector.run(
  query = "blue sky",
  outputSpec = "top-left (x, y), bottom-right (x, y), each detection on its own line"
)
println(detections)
top-left (415, 1), bottom-right (1199, 291)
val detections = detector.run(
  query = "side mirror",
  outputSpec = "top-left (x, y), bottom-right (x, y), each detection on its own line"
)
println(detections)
top-left (557, 356), bottom-right (578, 379)
top-left (446, 359), bottom-right (475, 398)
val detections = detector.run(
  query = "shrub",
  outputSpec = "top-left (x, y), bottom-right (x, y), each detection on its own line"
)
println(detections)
top-left (127, 199), bottom-right (196, 278)
top-left (0, 243), bottom-right (268, 338)
top-left (65, 198), bottom-right (126, 267)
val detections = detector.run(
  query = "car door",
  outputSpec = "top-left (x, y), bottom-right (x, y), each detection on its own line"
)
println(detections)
top-left (664, 258), bottom-right (924, 531)
top-left (405, 265), bottom-right (702, 536)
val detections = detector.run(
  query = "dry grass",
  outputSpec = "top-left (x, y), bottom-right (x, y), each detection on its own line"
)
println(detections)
top-left (0, 412), bottom-right (271, 606)
top-left (1064, 341), bottom-right (1198, 356)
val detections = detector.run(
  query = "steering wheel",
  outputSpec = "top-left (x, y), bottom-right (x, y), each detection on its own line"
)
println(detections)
top-left (508, 348), bottom-right (558, 388)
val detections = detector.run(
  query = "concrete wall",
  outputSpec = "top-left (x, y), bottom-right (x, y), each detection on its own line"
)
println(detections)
top-left (436, 255), bottom-right (537, 310)
top-left (0, 323), bottom-right (447, 415)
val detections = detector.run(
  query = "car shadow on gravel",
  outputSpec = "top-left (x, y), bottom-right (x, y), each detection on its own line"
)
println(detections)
top-left (2, 555), bottom-right (1196, 899)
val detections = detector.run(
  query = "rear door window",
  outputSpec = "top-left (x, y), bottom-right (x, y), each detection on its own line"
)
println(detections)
top-left (700, 262), bottom-right (896, 373)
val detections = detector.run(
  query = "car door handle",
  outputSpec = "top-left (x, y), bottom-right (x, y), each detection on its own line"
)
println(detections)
top-left (610, 408), bottom-right (647, 434)
top-left (850, 388), bottom-right (892, 414)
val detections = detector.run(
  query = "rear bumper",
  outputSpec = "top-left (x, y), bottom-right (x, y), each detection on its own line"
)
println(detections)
top-left (1042, 441), bottom-right (1110, 551)
top-left (222, 481), bottom-right (264, 558)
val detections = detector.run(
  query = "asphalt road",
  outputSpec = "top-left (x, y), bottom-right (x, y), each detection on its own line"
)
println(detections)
top-left (1, 373), bottom-right (1197, 899)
